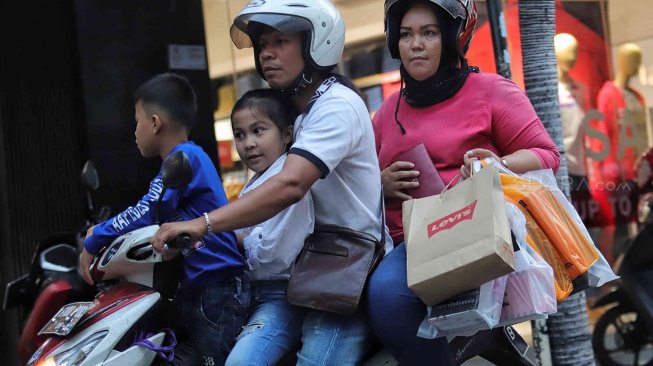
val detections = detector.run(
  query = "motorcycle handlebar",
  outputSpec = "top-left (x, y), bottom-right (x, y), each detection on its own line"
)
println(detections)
top-left (165, 233), bottom-right (192, 250)
top-left (127, 233), bottom-right (192, 260)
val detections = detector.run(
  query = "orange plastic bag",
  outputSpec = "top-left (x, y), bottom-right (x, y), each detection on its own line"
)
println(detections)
top-left (501, 174), bottom-right (599, 280)
top-left (518, 205), bottom-right (573, 301)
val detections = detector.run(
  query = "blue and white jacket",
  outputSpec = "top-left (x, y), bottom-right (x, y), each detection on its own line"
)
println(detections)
top-left (84, 141), bottom-right (246, 286)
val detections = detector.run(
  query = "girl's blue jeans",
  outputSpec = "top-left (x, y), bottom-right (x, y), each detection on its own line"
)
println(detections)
top-left (226, 280), bottom-right (374, 366)
top-left (226, 281), bottom-right (304, 366)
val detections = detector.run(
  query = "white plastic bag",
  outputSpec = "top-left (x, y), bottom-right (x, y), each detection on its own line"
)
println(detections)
top-left (499, 203), bottom-right (557, 325)
top-left (417, 275), bottom-right (508, 338)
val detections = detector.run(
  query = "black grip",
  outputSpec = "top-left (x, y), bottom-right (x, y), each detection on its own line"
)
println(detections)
top-left (166, 233), bottom-right (192, 249)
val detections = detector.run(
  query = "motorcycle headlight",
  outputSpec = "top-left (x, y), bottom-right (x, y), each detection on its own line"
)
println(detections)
top-left (32, 331), bottom-right (108, 366)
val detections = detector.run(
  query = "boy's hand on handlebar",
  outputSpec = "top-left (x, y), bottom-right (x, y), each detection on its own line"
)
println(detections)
top-left (78, 248), bottom-right (95, 285)
top-left (152, 218), bottom-right (205, 253)
top-left (382, 161), bottom-right (420, 201)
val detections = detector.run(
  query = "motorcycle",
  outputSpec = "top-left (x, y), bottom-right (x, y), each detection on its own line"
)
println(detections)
top-left (24, 151), bottom-right (192, 366)
top-left (24, 151), bottom-right (535, 366)
top-left (3, 161), bottom-right (110, 364)
top-left (591, 148), bottom-right (653, 366)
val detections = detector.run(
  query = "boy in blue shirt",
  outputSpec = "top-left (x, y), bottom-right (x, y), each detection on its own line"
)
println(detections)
top-left (78, 73), bottom-right (248, 365)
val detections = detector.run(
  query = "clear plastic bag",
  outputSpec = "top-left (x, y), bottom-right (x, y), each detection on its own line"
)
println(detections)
top-left (417, 275), bottom-right (508, 339)
top-left (501, 203), bottom-right (557, 325)
top-left (476, 160), bottom-right (618, 296)
top-left (519, 169), bottom-right (618, 288)
top-left (501, 172), bottom-right (599, 279)
top-left (505, 202), bottom-right (572, 301)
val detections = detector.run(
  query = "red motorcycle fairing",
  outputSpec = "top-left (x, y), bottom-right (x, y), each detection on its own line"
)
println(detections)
top-left (75, 282), bottom-right (158, 334)
top-left (19, 280), bottom-right (73, 365)
top-left (27, 283), bottom-right (158, 366)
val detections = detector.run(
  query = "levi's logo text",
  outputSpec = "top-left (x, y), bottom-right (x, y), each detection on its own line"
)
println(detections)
top-left (427, 200), bottom-right (478, 237)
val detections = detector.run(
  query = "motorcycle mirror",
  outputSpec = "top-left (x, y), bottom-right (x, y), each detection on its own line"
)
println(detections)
top-left (153, 151), bottom-right (192, 225)
top-left (80, 161), bottom-right (100, 190)
top-left (162, 151), bottom-right (192, 189)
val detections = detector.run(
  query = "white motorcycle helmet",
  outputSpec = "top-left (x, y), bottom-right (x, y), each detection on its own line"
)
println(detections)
top-left (230, 0), bottom-right (346, 81)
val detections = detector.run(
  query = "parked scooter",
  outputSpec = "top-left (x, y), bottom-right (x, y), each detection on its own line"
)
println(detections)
top-left (24, 151), bottom-right (192, 366)
top-left (591, 149), bottom-right (653, 366)
top-left (3, 161), bottom-right (110, 364)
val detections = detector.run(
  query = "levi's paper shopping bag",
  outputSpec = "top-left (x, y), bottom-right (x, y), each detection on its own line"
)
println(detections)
top-left (403, 199), bottom-right (414, 244)
top-left (404, 163), bottom-right (515, 306)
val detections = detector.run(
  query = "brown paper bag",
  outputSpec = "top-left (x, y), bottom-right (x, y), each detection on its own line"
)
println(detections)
top-left (404, 164), bottom-right (515, 305)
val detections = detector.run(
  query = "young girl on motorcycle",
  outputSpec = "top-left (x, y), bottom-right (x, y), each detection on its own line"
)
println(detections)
top-left (225, 88), bottom-right (314, 365)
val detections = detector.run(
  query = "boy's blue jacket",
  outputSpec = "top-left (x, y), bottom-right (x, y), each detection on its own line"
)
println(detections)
top-left (84, 141), bottom-right (245, 286)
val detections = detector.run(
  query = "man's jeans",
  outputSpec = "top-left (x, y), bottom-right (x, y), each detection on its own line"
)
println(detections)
top-left (297, 308), bottom-right (374, 366)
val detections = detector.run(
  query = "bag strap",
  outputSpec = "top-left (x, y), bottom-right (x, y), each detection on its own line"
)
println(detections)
top-left (294, 76), bottom-right (339, 139)
top-left (305, 76), bottom-right (338, 114)
top-left (303, 75), bottom-right (386, 246)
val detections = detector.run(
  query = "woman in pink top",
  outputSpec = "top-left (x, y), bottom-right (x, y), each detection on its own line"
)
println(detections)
top-left (367, 0), bottom-right (560, 363)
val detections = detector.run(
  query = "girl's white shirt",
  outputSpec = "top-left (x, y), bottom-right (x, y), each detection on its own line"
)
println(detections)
top-left (236, 154), bottom-right (314, 282)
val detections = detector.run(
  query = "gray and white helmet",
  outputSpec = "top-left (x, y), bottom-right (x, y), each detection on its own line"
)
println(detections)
top-left (230, 0), bottom-right (346, 79)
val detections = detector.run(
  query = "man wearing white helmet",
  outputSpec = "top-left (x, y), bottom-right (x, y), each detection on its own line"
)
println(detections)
top-left (153, 0), bottom-right (392, 364)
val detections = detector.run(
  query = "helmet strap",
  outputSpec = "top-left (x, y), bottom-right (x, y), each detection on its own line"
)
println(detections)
top-left (280, 65), bottom-right (315, 96)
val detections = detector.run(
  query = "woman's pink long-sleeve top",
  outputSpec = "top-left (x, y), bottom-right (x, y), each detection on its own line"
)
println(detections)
top-left (373, 71), bottom-right (560, 244)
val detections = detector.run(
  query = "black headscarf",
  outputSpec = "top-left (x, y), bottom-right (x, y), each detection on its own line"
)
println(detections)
top-left (392, 1), bottom-right (479, 134)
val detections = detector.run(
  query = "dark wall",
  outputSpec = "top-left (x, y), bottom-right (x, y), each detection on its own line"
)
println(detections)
top-left (75, 0), bottom-right (218, 212)
top-left (1, 0), bottom-right (216, 364)
top-left (0, 1), bottom-right (87, 365)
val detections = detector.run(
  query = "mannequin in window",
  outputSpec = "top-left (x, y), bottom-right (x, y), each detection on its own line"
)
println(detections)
top-left (555, 33), bottom-right (590, 189)
top-left (555, 33), bottom-right (613, 264)
top-left (597, 43), bottom-right (647, 184)
top-left (596, 42), bottom-right (647, 260)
